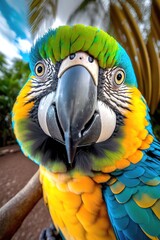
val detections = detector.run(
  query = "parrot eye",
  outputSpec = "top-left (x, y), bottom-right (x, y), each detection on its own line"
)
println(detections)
top-left (35, 62), bottom-right (45, 77)
top-left (114, 69), bottom-right (125, 85)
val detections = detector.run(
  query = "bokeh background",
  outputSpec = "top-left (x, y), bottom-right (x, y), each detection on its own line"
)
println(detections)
top-left (0, 1), bottom-right (160, 239)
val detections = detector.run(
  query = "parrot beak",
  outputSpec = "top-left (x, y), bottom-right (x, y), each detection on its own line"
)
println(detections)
top-left (55, 65), bottom-right (101, 164)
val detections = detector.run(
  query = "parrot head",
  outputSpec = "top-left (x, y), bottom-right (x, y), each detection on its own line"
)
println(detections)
top-left (12, 25), bottom-right (152, 174)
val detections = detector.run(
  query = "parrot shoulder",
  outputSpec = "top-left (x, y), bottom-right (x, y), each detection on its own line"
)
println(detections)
top-left (103, 140), bottom-right (160, 240)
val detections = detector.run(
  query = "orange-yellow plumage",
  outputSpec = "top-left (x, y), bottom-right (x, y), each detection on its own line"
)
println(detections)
top-left (92, 173), bottom-right (110, 183)
top-left (12, 79), bottom-right (34, 121)
top-left (133, 194), bottom-right (157, 208)
top-left (40, 166), bottom-right (116, 240)
top-left (98, 87), bottom-right (154, 173)
top-left (110, 181), bottom-right (125, 194)
top-left (152, 200), bottom-right (160, 219)
top-left (128, 150), bottom-right (143, 164)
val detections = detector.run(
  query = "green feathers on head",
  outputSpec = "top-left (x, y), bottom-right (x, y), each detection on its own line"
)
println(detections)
top-left (30, 24), bottom-right (137, 86)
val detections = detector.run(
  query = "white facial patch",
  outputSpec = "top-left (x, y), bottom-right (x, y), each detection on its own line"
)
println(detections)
top-left (96, 101), bottom-right (116, 142)
top-left (38, 92), bottom-right (55, 136)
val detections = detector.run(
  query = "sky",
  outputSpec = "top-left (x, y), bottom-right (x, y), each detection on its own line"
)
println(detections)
top-left (0, 0), bottom-right (32, 63)
top-left (0, 0), bottom-right (82, 64)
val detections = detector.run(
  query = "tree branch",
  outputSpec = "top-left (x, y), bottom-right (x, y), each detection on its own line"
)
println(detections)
top-left (0, 170), bottom-right (43, 240)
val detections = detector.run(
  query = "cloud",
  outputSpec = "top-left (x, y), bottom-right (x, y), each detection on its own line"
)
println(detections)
top-left (0, 35), bottom-right (21, 60)
top-left (17, 38), bottom-right (32, 53)
top-left (0, 12), bottom-right (16, 39)
top-left (4, 0), bottom-right (32, 41)
top-left (0, 10), bottom-right (32, 63)
top-left (0, 12), bottom-right (21, 62)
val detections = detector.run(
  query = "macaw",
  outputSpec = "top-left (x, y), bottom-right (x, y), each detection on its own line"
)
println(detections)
top-left (12, 24), bottom-right (160, 240)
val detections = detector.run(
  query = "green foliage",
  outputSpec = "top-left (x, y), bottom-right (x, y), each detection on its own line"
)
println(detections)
top-left (28, 0), bottom-right (58, 38)
top-left (0, 52), bottom-right (30, 147)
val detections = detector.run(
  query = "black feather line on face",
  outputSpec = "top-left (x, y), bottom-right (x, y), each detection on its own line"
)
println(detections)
top-left (28, 61), bottom-right (62, 124)
top-left (98, 67), bottom-right (132, 115)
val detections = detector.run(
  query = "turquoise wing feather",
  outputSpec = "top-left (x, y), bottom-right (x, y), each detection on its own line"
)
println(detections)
top-left (103, 139), bottom-right (160, 240)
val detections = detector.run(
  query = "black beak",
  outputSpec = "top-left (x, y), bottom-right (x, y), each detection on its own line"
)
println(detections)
top-left (55, 65), bottom-right (100, 164)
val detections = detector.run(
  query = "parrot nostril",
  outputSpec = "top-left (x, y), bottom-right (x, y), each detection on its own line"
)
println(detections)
top-left (88, 56), bottom-right (94, 63)
top-left (69, 53), bottom-right (76, 60)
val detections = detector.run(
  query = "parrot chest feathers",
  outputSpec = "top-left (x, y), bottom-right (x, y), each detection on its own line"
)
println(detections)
top-left (40, 166), bottom-right (116, 240)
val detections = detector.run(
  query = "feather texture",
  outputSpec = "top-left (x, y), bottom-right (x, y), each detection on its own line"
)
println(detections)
top-left (12, 25), bottom-right (160, 240)
top-left (103, 143), bottom-right (160, 239)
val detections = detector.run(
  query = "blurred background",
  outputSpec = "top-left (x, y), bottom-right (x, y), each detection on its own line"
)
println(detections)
top-left (0, 1), bottom-right (159, 239)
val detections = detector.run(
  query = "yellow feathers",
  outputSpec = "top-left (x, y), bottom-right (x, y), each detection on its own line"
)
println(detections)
top-left (12, 78), bottom-right (34, 122)
top-left (40, 166), bottom-right (115, 240)
top-left (97, 87), bottom-right (154, 173)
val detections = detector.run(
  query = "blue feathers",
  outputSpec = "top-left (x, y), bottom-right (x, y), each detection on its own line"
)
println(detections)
top-left (104, 188), bottom-right (150, 240)
top-left (103, 140), bottom-right (160, 240)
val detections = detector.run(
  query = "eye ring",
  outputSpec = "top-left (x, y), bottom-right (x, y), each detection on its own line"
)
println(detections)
top-left (35, 62), bottom-right (45, 77)
top-left (114, 69), bottom-right (125, 85)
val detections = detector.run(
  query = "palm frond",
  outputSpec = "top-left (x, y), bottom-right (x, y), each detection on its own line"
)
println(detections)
top-left (27, 0), bottom-right (58, 38)
top-left (68, 0), bottom-right (110, 30)
top-left (27, 0), bottom-right (160, 113)
top-left (69, 0), bottom-right (160, 114)
top-left (110, 0), bottom-right (160, 114)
